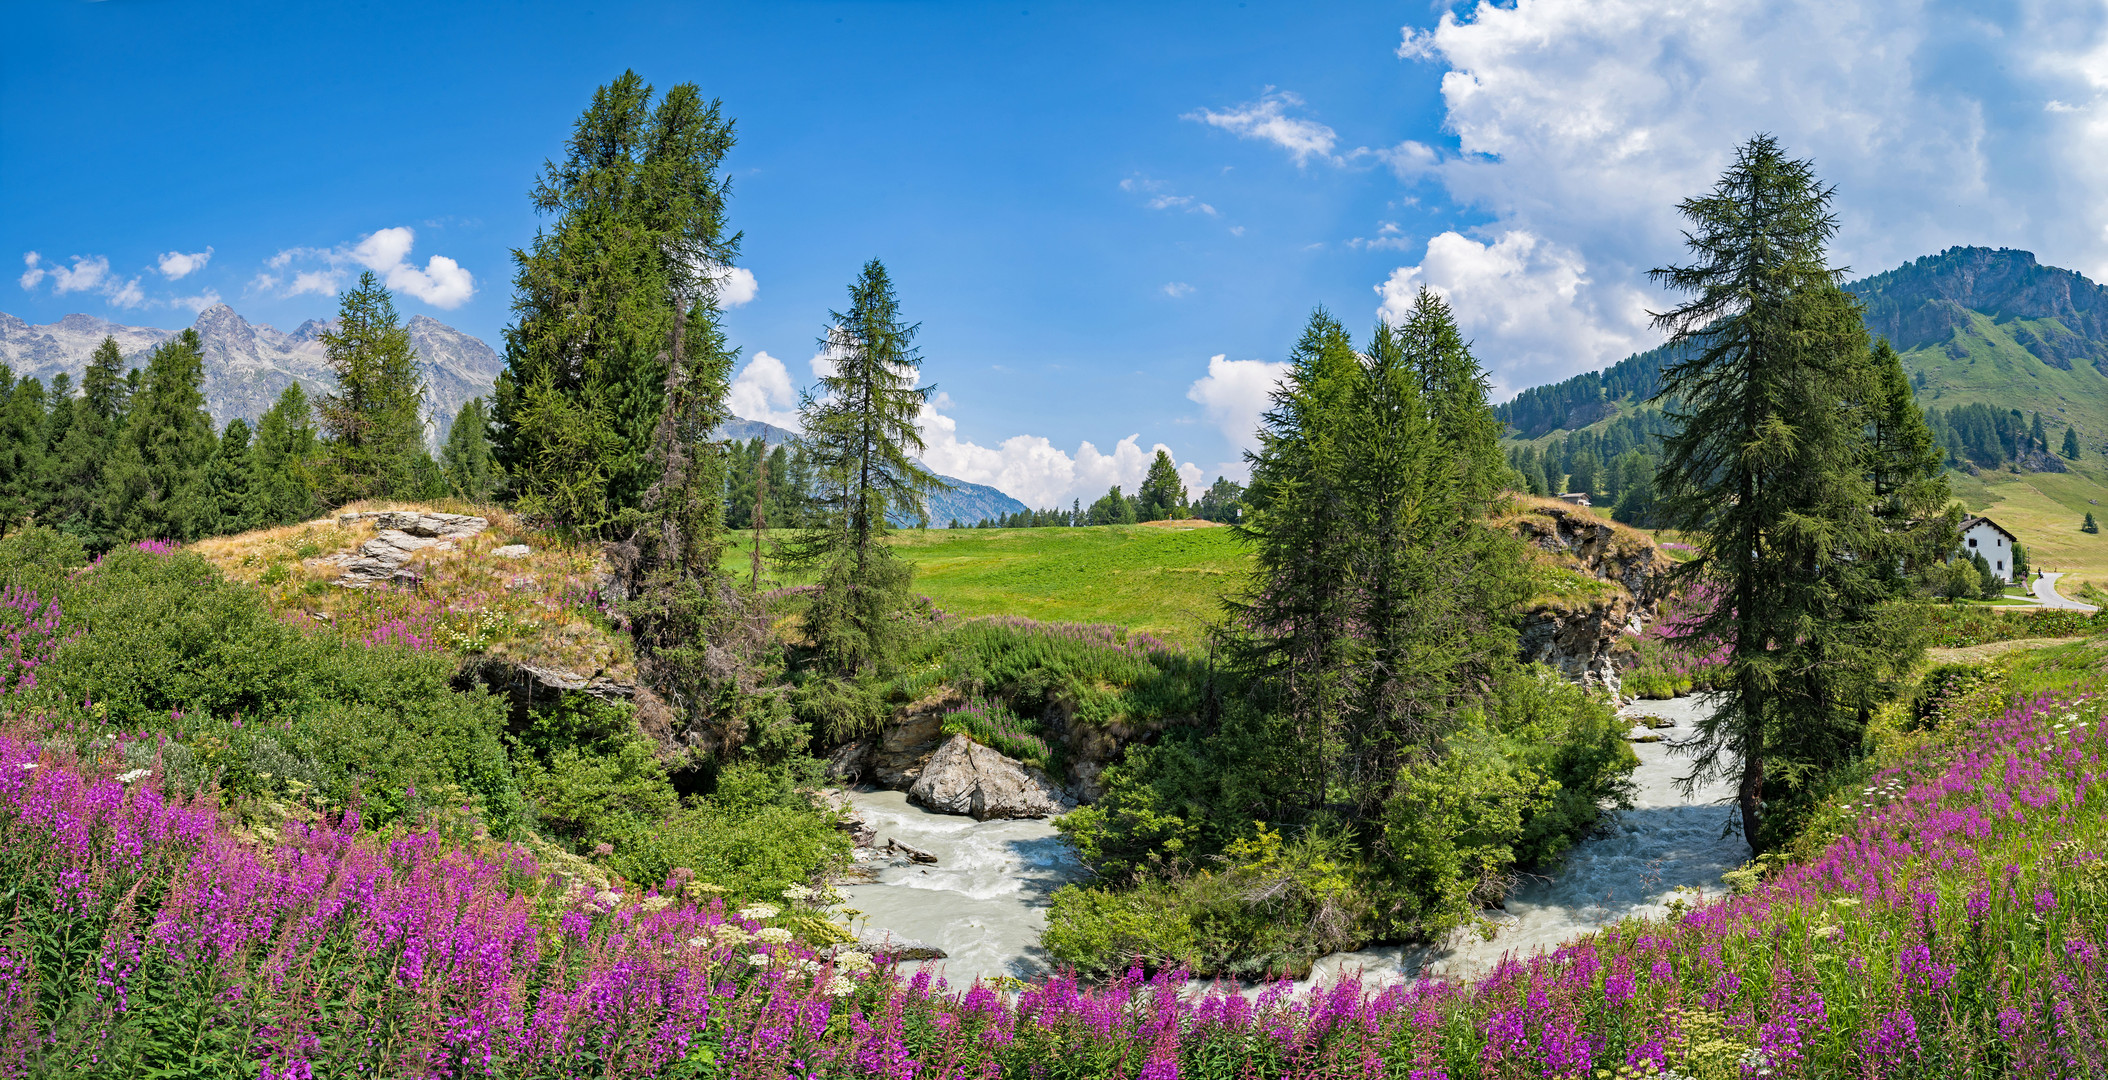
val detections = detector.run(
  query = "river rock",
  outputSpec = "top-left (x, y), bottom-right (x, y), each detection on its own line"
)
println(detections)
top-left (821, 928), bottom-right (948, 962)
top-left (908, 735), bottom-right (1075, 820)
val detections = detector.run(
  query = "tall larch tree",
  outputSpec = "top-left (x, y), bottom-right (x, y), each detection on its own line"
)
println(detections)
top-left (1650, 136), bottom-right (1939, 849)
top-left (781, 259), bottom-right (941, 676)
top-left (252, 384), bottom-right (319, 527)
top-left (441, 397), bottom-right (500, 503)
top-left (495, 72), bottom-right (740, 536)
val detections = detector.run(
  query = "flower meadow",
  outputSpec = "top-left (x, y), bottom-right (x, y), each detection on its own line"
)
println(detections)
top-left (5, 675), bottom-right (2108, 1077)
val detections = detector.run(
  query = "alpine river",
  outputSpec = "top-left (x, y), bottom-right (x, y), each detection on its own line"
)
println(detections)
top-left (838, 694), bottom-right (1748, 990)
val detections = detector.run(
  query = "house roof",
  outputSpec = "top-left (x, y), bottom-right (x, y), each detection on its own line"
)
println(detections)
top-left (1960, 515), bottom-right (2019, 543)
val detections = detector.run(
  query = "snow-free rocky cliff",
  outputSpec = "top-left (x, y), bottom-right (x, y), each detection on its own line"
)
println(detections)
top-left (0, 305), bottom-right (502, 446)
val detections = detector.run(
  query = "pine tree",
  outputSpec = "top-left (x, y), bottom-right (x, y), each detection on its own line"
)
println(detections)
top-left (2030, 411), bottom-right (2048, 453)
top-left (1864, 338), bottom-right (1953, 575)
top-left (2013, 541), bottom-right (2030, 580)
top-left (316, 271), bottom-right (429, 504)
top-left (779, 260), bottom-right (941, 675)
top-left (82, 336), bottom-right (131, 422)
top-left (1137, 449), bottom-right (1188, 521)
top-left (2084, 512), bottom-right (2099, 534)
top-left (1230, 310), bottom-right (1362, 813)
top-left (0, 369), bottom-right (46, 536)
top-left (208, 419), bottom-right (258, 534)
top-left (103, 329), bottom-right (217, 542)
top-left (441, 397), bottom-right (499, 503)
top-left (2064, 425), bottom-right (2083, 459)
top-left (1087, 485), bottom-right (1135, 525)
top-left (1649, 136), bottom-right (1928, 849)
top-left (44, 339), bottom-right (129, 543)
top-left (495, 72), bottom-right (739, 536)
top-left (252, 385), bottom-right (319, 526)
top-left (1565, 450), bottom-right (1597, 500)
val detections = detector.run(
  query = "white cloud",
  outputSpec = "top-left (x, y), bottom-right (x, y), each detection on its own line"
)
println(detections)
top-left (713, 264), bottom-right (758, 307)
top-left (18, 253), bottom-right (44, 290)
top-left (1184, 89), bottom-right (1341, 166)
top-left (728, 351), bottom-right (804, 430)
top-left (1186, 353), bottom-right (1290, 462)
top-left (260, 226), bottom-right (475, 308)
top-left (1389, 0), bottom-right (2108, 390)
top-left (105, 277), bottom-right (145, 309)
top-left (1162, 282), bottom-right (1195, 298)
top-left (1375, 230), bottom-right (1657, 400)
top-left (917, 395), bottom-right (1205, 507)
top-left (171, 289), bottom-right (223, 313)
top-left (156, 247), bottom-right (212, 280)
top-left (49, 254), bottom-right (110, 295)
top-left (1121, 176), bottom-right (1219, 217)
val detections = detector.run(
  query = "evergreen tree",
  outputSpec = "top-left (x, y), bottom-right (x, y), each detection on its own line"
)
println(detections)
top-left (1193, 476), bottom-right (1245, 523)
top-left (2064, 425), bottom-right (2083, 459)
top-left (780, 260), bottom-right (941, 675)
top-left (2013, 541), bottom-right (2030, 581)
top-left (1970, 551), bottom-right (1999, 599)
top-left (316, 271), bottom-right (429, 504)
top-left (2030, 411), bottom-right (2048, 453)
top-left (1230, 310), bottom-right (1362, 813)
top-left (0, 370), bottom-right (46, 536)
top-left (1136, 449), bottom-right (1188, 521)
top-left (441, 397), bottom-right (499, 503)
top-left (1649, 136), bottom-right (1932, 849)
top-left (253, 384), bottom-right (320, 526)
top-left (1087, 485), bottom-right (1136, 525)
top-left (208, 419), bottom-right (258, 534)
top-left (2084, 512), bottom-right (2099, 534)
top-left (103, 329), bottom-right (217, 542)
top-left (495, 72), bottom-right (739, 535)
top-left (1864, 338), bottom-right (1952, 574)
top-left (45, 339), bottom-right (129, 543)
top-left (82, 336), bottom-right (131, 422)
top-left (1565, 450), bottom-right (1597, 500)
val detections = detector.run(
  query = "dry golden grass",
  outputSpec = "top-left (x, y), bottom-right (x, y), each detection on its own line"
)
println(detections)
top-left (190, 501), bottom-right (633, 677)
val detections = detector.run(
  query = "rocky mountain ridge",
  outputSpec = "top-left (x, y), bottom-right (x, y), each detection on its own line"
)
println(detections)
top-left (0, 305), bottom-right (502, 446)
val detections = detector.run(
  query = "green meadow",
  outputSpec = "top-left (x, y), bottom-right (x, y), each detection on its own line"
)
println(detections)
top-left (725, 522), bottom-right (1252, 646)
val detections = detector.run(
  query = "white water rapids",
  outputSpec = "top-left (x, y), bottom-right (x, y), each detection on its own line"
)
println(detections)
top-left (838, 695), bottom-right (1749, 989)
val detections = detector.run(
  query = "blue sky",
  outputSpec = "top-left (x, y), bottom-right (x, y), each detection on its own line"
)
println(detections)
top-left (9, 1), bottom-right (2108, 506)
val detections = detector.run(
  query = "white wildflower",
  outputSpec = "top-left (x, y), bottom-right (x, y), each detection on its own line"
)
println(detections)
top-left (714, 926), bottom-right (752, 946)
top-left (737, 903), bottom-right (780, 921)
top-left (746, 953), bottom-right (771, 968)
top-left (756, 927), bottom-right (794, 945)
top-left (835, 951), bottom-right (876, 973)
top-left (781, 884), bottom-right (814, 902)
top-left (825, 974), bottom-right (857, 997)
top-left (115, 769), bottom-right (150, 784)
top-left (687, 935), bottom-right (711, 948)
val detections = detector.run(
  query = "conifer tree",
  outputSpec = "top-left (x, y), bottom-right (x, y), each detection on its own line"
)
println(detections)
top-left (495, 72), bottom-right (739, 535)
top-left (208, 419), bottom-right (258, 534)
top-left (252, 384), bottom-right (319, 526)
top-left (0, 370), bottom-right (46, 537)
top-left (103, 329), bottom-right (217, 541)
top-left (1137, 450), bottom-right (1188, 521)
top-left (2084, 512), bottom-right (2098, 534)
top-left (317, 271), bottom-right (429, 504)
top-left (2030, 411), bottom-right (2048, 453)
top-left (1231, 310), bottom-right (1362, 813)
top-left (1649, 136), bottom-right (1936, 848)
top-left (44, 339), bottom-right (129, 543)
top-left (2064, 425), bottom-right (2083, 459)
top-left (82, 336), bottom-right (131, 422)
top-left (441, 397), bottom-right (499, 503)
top-left (781, 260), bottom-right (941, 675)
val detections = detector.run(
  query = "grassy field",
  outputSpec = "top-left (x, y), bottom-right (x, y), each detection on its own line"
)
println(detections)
top-left (725, 521), bottom-right (1251, 646)
top-left (1948, 463), bottom-right (2108, 594)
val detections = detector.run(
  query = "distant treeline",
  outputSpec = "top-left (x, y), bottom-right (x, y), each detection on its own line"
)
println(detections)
top-left (943, 460), bottom-right (1245, 528)
top-left (1925, 400), bottom-right (2082, 470)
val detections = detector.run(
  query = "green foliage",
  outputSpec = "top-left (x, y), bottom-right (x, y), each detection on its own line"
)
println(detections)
top-left (1135, 449), bottom-right (1188, 521)
top-left (2085, 511), bottom-right (2099, 533)
top-left (207, 418), bottom-right (257, 534)
top-left (2065, 424), bottom-right (2083, 458)
top-left (1191, 476), bottom-right (1244, 523)
top-left (1649, 136), bottom-right (1950, 849)
top-left (0, 368), bottom-right (45, 537)
top-left (441, 396), bottom-right (500, 502)
top-left (9, 544), bottom-right (524, 834)
top-left (103, 329), bottom-right (218, 542)
top-left (1086, 485), bottom-right (1137, 526)
top-left (779, 260), bottom-right (940, 676)
top-left (251, 384), bottom-right (319, 527)
top-left (495, 71), bottom-right (739, 535)
top-left (316, 271), bottom-right (432, 504)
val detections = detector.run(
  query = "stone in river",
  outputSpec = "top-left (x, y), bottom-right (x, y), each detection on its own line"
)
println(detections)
top-left (907, 736), bottom-right (1075, 820)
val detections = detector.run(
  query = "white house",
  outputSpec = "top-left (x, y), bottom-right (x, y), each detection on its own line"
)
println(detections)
top-left (1960, 515), bottom-right (2019, 583)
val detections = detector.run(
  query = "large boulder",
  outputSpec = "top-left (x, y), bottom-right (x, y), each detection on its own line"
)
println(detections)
top-left (908, 735), bottom-right (1075, 820)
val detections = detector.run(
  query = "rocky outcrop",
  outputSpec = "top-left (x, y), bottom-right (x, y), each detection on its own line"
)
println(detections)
top-left (908, 735), bottom-right (1075, 820)
top-left (321, 512), bottom-right (491, 587)
top-left (822, 690), bottom-right (962, 789)
top-left (1509, 502), bottom-right (1678, 698)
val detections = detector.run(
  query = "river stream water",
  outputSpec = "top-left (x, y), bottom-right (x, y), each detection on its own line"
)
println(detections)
top-left (840, 694), bottom-right (1748, 990)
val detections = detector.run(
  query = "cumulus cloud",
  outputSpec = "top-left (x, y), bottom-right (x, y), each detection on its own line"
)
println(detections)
top-left (1184, 90), bottom-right (1341, 166)
top-left (156, 247), bottom-right (212, 280)
top-left (17, 252), bottom-right (144, 308)
top-left (916, 394), bottom-right (1205, 508)
top-left (171, 289), bottom-right (223, 313)
top-left (259, 227), bottom-right (475, 308)
top-left (1376, 231), bottom-right (1656, 398)
top-left (1385, 0), bottom-right (2108, 390)
top-left (728, 351), bottom-right (804, 430)
top-left (713, 265), bottom-right (758, 307)
top-left (1186, 353), bottom-right (1290, 466)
